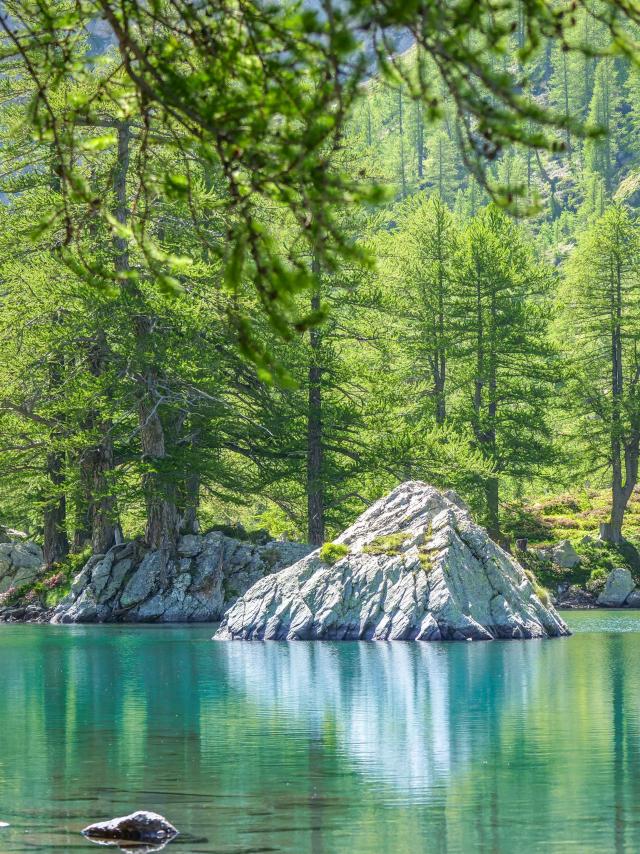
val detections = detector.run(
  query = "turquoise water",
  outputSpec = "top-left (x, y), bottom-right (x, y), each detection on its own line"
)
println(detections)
top-left (0, 611), bottom-right (639, 853)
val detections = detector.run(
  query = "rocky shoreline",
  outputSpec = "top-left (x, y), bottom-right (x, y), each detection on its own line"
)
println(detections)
top-left (0, 532), bottom-right (311, 624)
top-left (2, 485), bottom-right (640, 627)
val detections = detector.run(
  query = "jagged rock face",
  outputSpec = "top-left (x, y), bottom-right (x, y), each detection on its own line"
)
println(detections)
top-left (215, 482), bottom-right (570, 642)
top-left (0, 541), bottom-right (43, 594)
top-left (51, 533), bottom-right (311, 624)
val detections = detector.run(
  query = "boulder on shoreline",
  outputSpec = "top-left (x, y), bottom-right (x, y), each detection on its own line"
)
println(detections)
top-left (597, 567), bottom-right (637, 607)
top-left (215, 482), bottom-right (570, 642)
top-left (50, 532), bottom-right (311, 624)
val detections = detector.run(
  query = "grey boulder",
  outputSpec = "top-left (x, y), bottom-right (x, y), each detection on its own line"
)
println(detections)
top-left (0, 540), bottom-right (43, 594)
top-left (51, 533), bottom-right (311, 624)
top-left (537, 539), bottom-right (580, 569)
top-left (82, 811), bottom-right (177, 850)
top-left (597, 568), bottom-right (636, 607)
top-left (624, 589), bottom-right (640, 608)
top-left (215, 481), bottom-right (569, 642)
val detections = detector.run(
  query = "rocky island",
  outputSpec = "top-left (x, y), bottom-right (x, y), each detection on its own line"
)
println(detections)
top-left (215, 482), bottom-right (569, 641)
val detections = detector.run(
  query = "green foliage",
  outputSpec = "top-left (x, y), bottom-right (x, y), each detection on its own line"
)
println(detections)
top-left (319, 542), bottom-right (349, 565)
top-left (417, 547), bottom-right (434, 573)
top-left (1, 0), bottom-right (640, 594)
top-left (533, 581), bottom-right (551, 607)
top-left (523, 567), bottom-right (551, 605)
top-left (587, 567), bottom-right (608, 593)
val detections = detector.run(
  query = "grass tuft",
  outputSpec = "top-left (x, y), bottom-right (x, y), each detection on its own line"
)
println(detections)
top-left (319, 542), bottom-right (349, 565)
top-left (362, 533), bottom-right (409, 556)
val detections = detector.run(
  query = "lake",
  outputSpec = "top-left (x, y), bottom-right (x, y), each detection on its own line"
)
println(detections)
top-left (0, 611), bottom-right (639, 853)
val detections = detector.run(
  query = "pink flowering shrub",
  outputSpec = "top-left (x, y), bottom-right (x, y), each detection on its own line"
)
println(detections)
top-left (0, 587), bottom-right (16, 605)
top-left (44, 572), bottom-right (65, 590)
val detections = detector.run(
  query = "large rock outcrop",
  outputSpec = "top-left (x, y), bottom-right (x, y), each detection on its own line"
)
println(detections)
top-left (51, 532), bottom-right (311, 623)
top-left (215, 482), bottom-right (569, 641)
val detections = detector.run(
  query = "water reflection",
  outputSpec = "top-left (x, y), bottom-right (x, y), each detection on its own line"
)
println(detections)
top-left (0, 620), bottom-right (638, 852)
top-left (220, 640), bottom-right (553, 795)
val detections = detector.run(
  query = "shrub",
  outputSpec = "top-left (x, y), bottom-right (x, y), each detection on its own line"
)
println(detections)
top-left (319, 542), bottom-right (349, 565)
top-left (44, 571), bottom-right (66, 590)
top-left (0, 586), bottom-right (17, 606)
top-left (586, 567), bottom-right (608, 593)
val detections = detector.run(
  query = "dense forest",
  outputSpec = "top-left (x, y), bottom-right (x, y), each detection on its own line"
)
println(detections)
top-left (0, 0), bottom-right (639, 573)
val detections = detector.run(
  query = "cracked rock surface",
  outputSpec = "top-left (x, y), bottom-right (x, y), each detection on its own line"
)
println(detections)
top-left (51, 533), bottom-right (311, 624)
top-left (215, 482), bottom-right (570, 641)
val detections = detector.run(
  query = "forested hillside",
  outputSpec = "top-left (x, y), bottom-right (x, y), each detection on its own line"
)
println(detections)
top-left (0, 0), bottom-right (639, 575)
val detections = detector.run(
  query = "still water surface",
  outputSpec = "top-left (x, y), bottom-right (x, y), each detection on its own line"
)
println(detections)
top-left (0, 611), bottom-right (639, 853)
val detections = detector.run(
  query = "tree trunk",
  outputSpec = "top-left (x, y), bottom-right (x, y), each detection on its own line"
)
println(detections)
top-left (472, 270), bottom-right (500, 541)
top-left (434, 204), bottom-right (446, 424)
top-left (43, 449), bottom-right (69, 566)
top-left (562, 51), bottom-right (572, 158)
top-left (416, 101), bottom-right (424, 179)
top-left (114, 120), bottom-right (178, 554)
top-left (72, 452), bottom-right (92, 552)
top-left (82, 330), bottom-right (117, 555)
top-left (607, 489), bottom-right (626, 544)
top-left (179, 471), bottom-right (200, 535)
top-left (398, 87), bottom-right (406, 198)
top-left (43, 158), bottom-right (69, 567)
top-left (138, 389), bottom-right (179, 551)
top-left (88, 434), bottom-right (116, 554)
top-left (307, 255), bottom-right (324, 546)
top-left (603, 251), bottom-right (629, 545)
top-left (486, 476), bottom-right (500, 543)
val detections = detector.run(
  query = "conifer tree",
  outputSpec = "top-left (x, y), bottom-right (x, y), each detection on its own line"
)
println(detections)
top-left (557, 205), bottom-right (640, 545)
top-left (453, 207), bottom-right (557, 540)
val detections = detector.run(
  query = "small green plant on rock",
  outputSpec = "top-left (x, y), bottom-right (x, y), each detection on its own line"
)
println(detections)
top-left (533, 582), bottom-right (551, 606)
top-left (319, 542), bottom-right (349, 565)
top-left (418, 547), bottom-right (434, 573)
top-left (524, 569), bottom-right (550, 605)
top-left (362, 533), bottom-right (409, 556)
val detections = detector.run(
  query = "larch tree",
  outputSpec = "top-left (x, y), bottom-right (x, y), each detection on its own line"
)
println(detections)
top-left (384, 194), bottom-right (460, 426)
top-left (453, 206), bottom-right (557, 541)
top-left (557, 205), bottom-right (640, 545)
